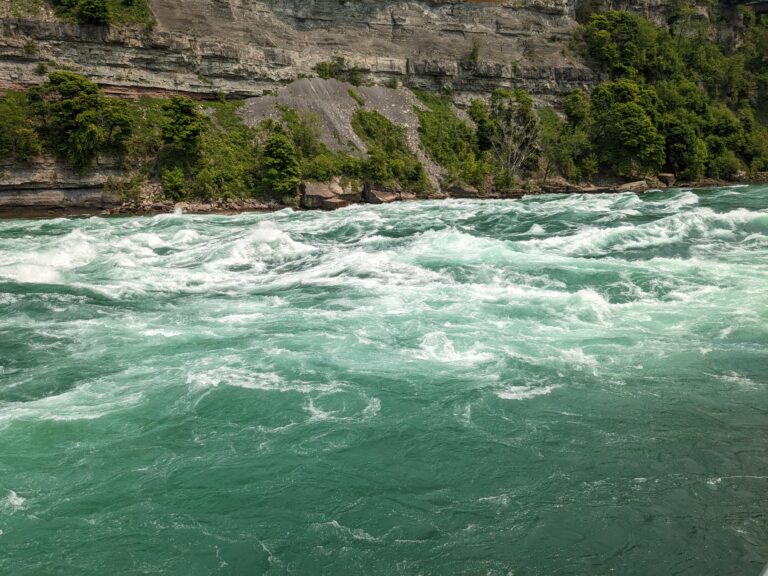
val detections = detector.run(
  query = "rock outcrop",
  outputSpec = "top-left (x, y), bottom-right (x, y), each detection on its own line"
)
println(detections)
top-left (0, 0), bottom-right (614, 104)
top-left (0, 156), bottom-right (121, 210)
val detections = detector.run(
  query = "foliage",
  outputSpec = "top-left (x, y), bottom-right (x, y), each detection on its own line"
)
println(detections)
top-left (589, 79), bottom-right (665, 177)
top-left (348, 88), bottom-right (365, 106)
top-left (76, 0), bottom-right (109, 24)
top-left (539, 107), bottom-right (595, 182)
top-left (27, 71), bottom-right (131, 170)
top-left (352, 109), bottom-right (431, 194)
top-left (485, 88), bottom-right (540, 178)
top-left (160, 96), bottom-right (206, 156)
top-left (161, 166), bottom-right (185, 201)
top-left (0, 92), bottom-right (42, 163)
top-left (50, 0), bottom-right (154, 26)
top-left (259, 131), bottom-right (301, 196)
top-left (580, 9), bottom-right (768, 179)
top-left (313, 57), bottom-right (364, 85)
top-left (414, 90), bottom-right (489, 189)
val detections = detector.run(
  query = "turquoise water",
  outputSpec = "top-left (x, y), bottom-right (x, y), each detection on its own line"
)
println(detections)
top-left (0, 187), bottom-right (767, 575)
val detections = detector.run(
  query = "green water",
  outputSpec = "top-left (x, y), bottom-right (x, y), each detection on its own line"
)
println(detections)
top-left (0, 187), bottom-right (767, 575)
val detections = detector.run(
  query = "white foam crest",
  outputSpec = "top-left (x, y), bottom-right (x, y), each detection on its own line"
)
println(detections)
top-left (566, 289), bottom-right (612, 322)
top-left (185, 366), bottom-right (339, 395)
top-left (0, 381), bottom-right (144, 427)
top-left (0, 229), bottom-right (97, 284)
top-left (496, 385), bottom-right (558, 400)
top-left (413, 332), bottom-right (495, 364)
top-left (317, 520), bottom-right (380, 542)
top-left (304, 394), bottom-right (380, 422)
top-left (0, 490), bottom-right (26, 513)
top-left (403, 228), bottom-right (516, 265)
top-left (520, 206), bottom-right (766, 257)
top-left (560, 347), bottom-right (599, 371)
top-left (715, 372), bottom-right (758, 389)
top-left (202, 221), bottom-right (314, 271)
top-left (646, 190), bottom-right (700, 211)
top-left (141, 328), bottom-right (182, 338)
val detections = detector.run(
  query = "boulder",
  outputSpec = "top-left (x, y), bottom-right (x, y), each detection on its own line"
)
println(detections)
top-left (541, 184), bottom-right (568, 194)
top-left (363, 183), bottom-right (400, 204)
top-left (566, 183), bottom-right (585, 193)
top-left (329, 177), bottom-right (363, 203)
top-left (301, 181), bottom-right (349, 210)
top-left (658, 173), bottom-right (676, 187)
top-left (301, 181), bottom-right (336, 208)
top-left (616, 180), bottom-right (650, 193)
top-left (319, 197), bottom-right (349, 210)
top-left (448, 183), bottom-right (479, 198)
top-left (579, 184), bottom-right (615, 194)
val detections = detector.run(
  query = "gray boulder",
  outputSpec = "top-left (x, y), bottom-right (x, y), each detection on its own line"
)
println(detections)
top-left (658, 173), bottom-right (676, 187)
top-left (301, 181), bottom-right (349, 210)
top-left (363, 184), bottom-right (401, 204)
top-left (616, 180), bottom-right (650, 193)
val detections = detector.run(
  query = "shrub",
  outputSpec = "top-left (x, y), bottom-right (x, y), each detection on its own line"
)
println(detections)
top-left (414, 90), bottom-right (489, 188)
top-left (708, 150), bottom-right (742, 180)
top-left (161, 166), bottom-right (186, 200)
top-left (76, 0), bottom-right (110, 25)
top-left (260, 131), bottom-right (300, 195)
top-left (0, 92), bottom-right (42, 163)
top-left (348, 88), bottom-right (365, 106)
top-left (352, 109), bottom-right (431, 194)
top-left (160, 96), bottom-right (207, 158)
top-left (27, 71), bottom-right (132, 169)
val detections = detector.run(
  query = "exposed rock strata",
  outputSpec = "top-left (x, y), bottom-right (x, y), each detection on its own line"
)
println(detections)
top-left (0, 156), bottom-right (122, 209)
top-left (0, 0), bottom-right (609, 103)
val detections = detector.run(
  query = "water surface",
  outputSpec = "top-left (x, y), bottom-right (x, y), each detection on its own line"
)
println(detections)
top-left (1, 187), bottom-right (767, 574)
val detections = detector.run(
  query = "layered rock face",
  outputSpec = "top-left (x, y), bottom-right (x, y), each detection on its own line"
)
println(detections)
top-left (0, 0), bottom-right (615, 103)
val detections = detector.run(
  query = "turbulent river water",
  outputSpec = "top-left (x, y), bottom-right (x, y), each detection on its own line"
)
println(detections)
top-left (0, 187), bottom-right (767, 575)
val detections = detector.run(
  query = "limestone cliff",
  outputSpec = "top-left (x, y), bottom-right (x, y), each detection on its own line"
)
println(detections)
top-left (0, 0), bottom-right (628, 103)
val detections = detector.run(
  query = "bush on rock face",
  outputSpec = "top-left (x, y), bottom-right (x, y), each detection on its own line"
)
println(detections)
top-left (27, 71), bottom-right (131, 170)
top-left (160, 96), bottom-right (207, 157)
top-left (260, 131), bottom-right (301, 196)
top-left (352, 109), bottom-right (431, 195)
top-left (76, 0), bottom-right (110, 24)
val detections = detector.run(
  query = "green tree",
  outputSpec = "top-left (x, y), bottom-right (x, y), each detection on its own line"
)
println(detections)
top-left (160, 96), bottom-right (207, 156)
top-left (76, 0), bottom-right (110, 24)
top-left (0, 92), bottom-right (42, 162)
top-left (563, 89), bottom-right (591, 129)
top-left (487, 88), bottom-right (540, 177)
top-left (28, 71), bottom-right (131, 169)
top-left (260, 131), bottom-right (300, 195)
top-left (161, 166), bottom-right (186, 201)
top-left (585, 11), bottom-right (681, 80)
top-left (661, 111), bottom-right (708, 180)
top-left (468, 99), bottom-right (494, 153)
top-left (589, 79), bottom-right (665, 176)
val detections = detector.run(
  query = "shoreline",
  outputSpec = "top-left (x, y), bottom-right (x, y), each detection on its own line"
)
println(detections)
top-left (0, 179), bottom-right (763, 220)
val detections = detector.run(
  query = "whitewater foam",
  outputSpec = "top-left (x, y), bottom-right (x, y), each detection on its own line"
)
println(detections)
top-left (496, 385), bottom-right (558, 400)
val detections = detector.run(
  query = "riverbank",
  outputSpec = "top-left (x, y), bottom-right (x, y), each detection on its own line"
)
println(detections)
top-left (1, 176), bottom-right (764, 219)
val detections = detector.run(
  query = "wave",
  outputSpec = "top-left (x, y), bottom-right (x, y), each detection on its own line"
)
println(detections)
top-left (496, 384), bottom-right (558, 400)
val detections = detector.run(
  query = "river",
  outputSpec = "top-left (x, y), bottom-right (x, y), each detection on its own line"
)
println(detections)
top-left (0, 187), bottom-right (766, 574)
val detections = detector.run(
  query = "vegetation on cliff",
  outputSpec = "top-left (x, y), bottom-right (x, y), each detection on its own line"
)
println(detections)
top-left (49, 0), bottom-right (153, 26)
top-left (573, 7), bottom-right (768, 179)
top-left (1, 4), bottom-right (767, 204)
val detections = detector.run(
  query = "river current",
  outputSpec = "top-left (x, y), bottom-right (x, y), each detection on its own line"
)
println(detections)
top-left (0, 187), bottom-right (767, 574)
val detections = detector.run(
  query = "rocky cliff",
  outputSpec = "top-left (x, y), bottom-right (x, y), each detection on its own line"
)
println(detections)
top-left (0, 0), bottom-right (651, 104)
